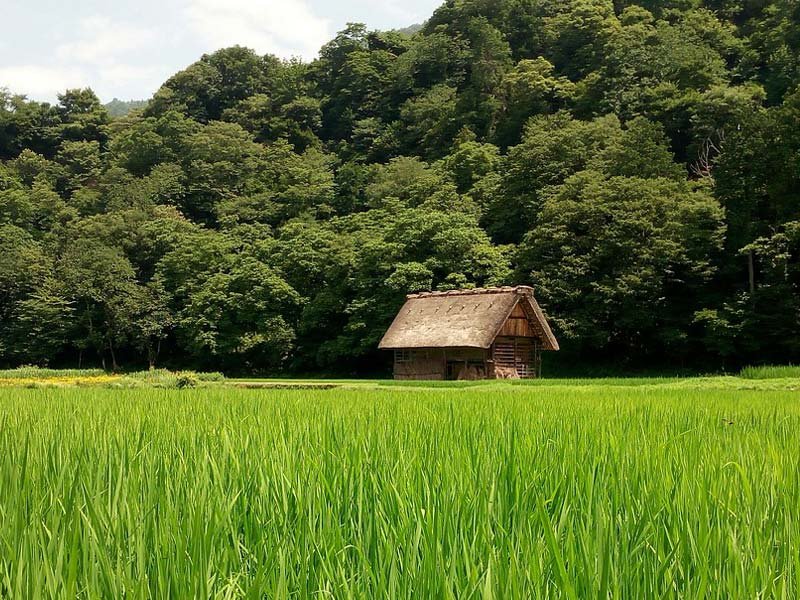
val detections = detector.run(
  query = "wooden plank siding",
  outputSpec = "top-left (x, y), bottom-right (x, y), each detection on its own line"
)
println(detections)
top-left (497, 304), bottom-right (536, 337)
top-left (393, 349), bottom-right (446, 380)
top-left (492, 336), bottom-right (541, 378)
top-left (393, 348), bottom-right (497, 380)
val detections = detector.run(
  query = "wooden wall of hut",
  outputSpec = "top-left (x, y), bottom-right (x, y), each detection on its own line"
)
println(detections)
top-left (443, 348), bottom-right (489, 380)
top-left (393, 349), bottom-right (445, 380)
top-left (491, 337), bottom-right (541, 378)
top-left (393, 338), bottom-right (542, 381)
top-left (497, 304), bottom-right (536, 337)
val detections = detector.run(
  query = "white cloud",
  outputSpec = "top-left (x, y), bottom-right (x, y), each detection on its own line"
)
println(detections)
top-left (56, 16), bottom-right (156, 66)
top-left (100, 64), bottom-right (161, 85)
top-left (371, 0), bottom-right (420, 23)
top-left (0, 65), bottom-right (89, 98)
top-left (4, 0), bottom-right (422, 102)
top-left (185, 0), bottom-right (330, 60)
top-left (0, 15), bottom-right (166, 102)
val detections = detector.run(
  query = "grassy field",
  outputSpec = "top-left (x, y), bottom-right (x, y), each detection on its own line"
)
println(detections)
top-left (0, 378), bottom-right (798, 597)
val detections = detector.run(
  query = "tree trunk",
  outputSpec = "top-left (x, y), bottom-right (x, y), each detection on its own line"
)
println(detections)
top-left (109, 340), bottom-right (119, 372)
top-left (748, 250), bottom-right (755, 298)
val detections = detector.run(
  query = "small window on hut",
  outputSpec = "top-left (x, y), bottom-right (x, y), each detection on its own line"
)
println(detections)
top-left (395, 349), bottom-right (412, 363)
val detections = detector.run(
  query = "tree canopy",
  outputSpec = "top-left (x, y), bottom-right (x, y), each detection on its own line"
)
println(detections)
top-left (2, 0), bottom-right (799, 373)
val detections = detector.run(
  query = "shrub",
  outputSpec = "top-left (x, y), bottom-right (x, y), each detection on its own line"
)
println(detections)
top-left (175, 373), bottom-right (199, 389)
top-left (195, 371), bottom-right (225, 382)
top-left (125, 369), bottom-right (223, 388)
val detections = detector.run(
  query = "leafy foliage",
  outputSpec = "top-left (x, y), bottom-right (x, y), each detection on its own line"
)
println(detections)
top-left (1, 0), bottom-right (799, 372)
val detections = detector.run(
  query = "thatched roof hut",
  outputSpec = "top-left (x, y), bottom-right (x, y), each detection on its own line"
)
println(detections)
top-left (379, 286), bottom-right (558, 380)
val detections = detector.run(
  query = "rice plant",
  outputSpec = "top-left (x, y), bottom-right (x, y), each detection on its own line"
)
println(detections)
top-left (0, 383), bottom-right (797, 598)
top-left (0, 367), bottom-right (106, 379)
top-left (740, 364), bottom-right (800, 379)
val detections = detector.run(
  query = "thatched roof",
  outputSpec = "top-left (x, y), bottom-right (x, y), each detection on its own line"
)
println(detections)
top-left (379, 286), bottom-right (559, 351)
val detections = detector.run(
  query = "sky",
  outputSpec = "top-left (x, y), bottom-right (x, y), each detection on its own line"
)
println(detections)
top-left (0, 0), bottom-right (443, 103)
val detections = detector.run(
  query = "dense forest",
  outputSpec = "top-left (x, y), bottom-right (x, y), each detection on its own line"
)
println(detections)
top-left (1, 0), bottom-right (799, 374)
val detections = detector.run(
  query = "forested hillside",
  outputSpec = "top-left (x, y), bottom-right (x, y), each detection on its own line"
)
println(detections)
top-left (1, 0), bottom-right (799, 374)
top-left (104, 99), bottom-right (149, 118)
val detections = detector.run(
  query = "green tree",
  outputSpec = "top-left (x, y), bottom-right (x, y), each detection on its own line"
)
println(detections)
top-left (131, 279), bottom-right (174, 369)
top-left (6, 285), bottom-right (75, 366)
top-left (315, 25), bottom-right (410, 141)
top-left (517, 172), bottom-right (724, 361)
top-left (56, 140), bottom-right (102, 191)
top-left (695, 222), bottom-right (800, 365)
top-left (543, 0), bottom-right (619, 80)
top-left (54, 88), bottom-right (110, 145)
top-left (0, 92), bottom-right (61, 159)
top-left (58, 239), bottom-right (141, 370)
top-left (176, 258), bottom-right (301, 371)
top-left (493, 57), bottom-right (574, 147)
top-left (400, 85), bottom-right (460, 159)
top-left (147, 47), bottom-right (283, 123)
top-left (439, 133), bottom-right (501, 194)
top-left (483, 112), bottom-right (623, 243)
top-left (178, 121), bottom-right (267, 222)
top-left (590, 116), bottom-right (685, 180)
top-left (0, 225), bottom-right (51, 360)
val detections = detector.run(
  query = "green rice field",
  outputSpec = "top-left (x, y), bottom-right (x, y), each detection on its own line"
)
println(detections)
top-left (0, 378), bottom-right (798, 597)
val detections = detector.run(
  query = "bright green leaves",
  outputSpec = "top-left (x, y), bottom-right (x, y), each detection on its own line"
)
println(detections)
top-left (1, 383), bottom-right (798, 596)
top-left (517, 172), bottom-right (724, 358)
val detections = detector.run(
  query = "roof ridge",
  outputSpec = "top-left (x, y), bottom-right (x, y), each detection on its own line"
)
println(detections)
top-left (406, 285), bottom-right (534, 299)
